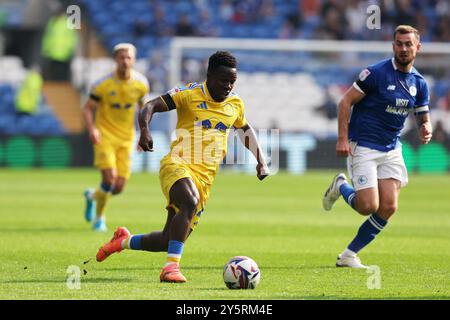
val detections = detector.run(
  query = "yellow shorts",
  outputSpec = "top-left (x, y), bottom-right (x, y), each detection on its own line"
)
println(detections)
top-left (94, 138), bottom-right (133, 179)
top-left (159, 156), bottom-right (211, 230)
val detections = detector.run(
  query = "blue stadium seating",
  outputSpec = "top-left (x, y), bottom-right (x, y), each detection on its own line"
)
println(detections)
top-left (0, 84), bottom-right (66, 136)
top-left (0, 85), bottom-right (16, 115)
top-left (79, 0), bottom-right (448, 109)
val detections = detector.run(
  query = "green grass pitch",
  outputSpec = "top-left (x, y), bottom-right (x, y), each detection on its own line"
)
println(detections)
top-left (0, 169), bottom-right (449, 300)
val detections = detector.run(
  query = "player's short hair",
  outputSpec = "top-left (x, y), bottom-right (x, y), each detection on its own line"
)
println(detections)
top-left (207, 51), bottom-right (237, 73)
top-left (113, 43), bottom-right (137, 58)
top-left (394, 25), bottom-right (420, 42)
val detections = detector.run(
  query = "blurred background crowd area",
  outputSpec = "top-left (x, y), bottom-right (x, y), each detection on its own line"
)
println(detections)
top-left (85, 0), bottom-right (450, 45)
top-left (0, 0), bottom-right (449, 145)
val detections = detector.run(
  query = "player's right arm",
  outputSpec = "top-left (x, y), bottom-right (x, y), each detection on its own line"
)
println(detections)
top-left (336, 86), bottom-right (365, 157)
top-left (83, 98), bottom-right (101, 144)
top-left (138, 95), bottom-right (172, 152)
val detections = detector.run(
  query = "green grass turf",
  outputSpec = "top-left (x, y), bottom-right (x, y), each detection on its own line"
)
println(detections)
top-left (0, 169), bottom-right (449, 300)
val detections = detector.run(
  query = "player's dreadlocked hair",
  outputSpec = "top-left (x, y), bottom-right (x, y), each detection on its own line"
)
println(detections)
top-left (207, 51), bottom-right (237, 73)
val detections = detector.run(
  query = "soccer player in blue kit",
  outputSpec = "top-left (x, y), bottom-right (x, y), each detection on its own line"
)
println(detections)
top-left (322, 25), bottom-right (433, 268)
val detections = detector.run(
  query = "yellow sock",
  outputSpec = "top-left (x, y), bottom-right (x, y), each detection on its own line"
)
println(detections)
top-left (94, 188), bottom-right (112, 219)
top-left (165, 256), bottom-right (181, 266)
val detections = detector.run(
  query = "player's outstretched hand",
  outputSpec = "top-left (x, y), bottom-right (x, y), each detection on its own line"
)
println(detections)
top-left (139, 130), bottom-right (154, 152)
top-left (256, 163), bottom-right (270, 181)
top-left (419, 123), bottom-right (432, 144)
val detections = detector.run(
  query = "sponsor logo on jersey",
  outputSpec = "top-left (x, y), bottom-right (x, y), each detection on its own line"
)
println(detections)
top-left (385, 105), bottom-right (409, 116)
top-left (396, 98), bottom-right (409, 107)
top-left (200, 119), bottom-right (212, 129)
top-left (214, 122), bottom-right (228, 132)
top-left (387, 85), bottom-right (396, 91)
top-left (195, 118), bottom-right (229, 132)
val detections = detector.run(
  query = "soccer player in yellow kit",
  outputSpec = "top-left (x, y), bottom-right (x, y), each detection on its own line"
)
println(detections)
top-left (95, 51), bottom-right (270, 282)
top-left (83, 43), bottom-right (149, 232)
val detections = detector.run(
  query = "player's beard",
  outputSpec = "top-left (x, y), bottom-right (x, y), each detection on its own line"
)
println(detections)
top-left (117, 65), bottom-right (131, 79)
top-left (395, 53), bottom-right (414, 67)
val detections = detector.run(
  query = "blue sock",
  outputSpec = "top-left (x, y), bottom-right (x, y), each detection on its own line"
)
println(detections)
top-left (166, 240), bottom-right (184, 265)
top-left (129, 234), bottom-right (144, 250)
top-left (340, 182), bottom-right (356, 209)
top-left (347, 214), bottom-right (388, 253)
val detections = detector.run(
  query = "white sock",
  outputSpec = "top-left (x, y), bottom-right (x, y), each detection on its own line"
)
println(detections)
top-left (341, 248), bottom-right (357, 258)
top-left (121, 236), bottom-right (131, 250)
top-left (336, 178), bottom-right (346, 190)
top-left (87, 189), bottom-right (96, 200)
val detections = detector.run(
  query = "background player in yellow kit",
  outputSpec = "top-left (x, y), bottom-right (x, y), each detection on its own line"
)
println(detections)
top-left (83, 43), bottom-right (149, 232)
top-left (95, 51), bottom-right (270, 282)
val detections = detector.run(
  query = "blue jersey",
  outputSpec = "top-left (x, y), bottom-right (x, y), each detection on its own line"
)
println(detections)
top-left (350, 58), bottom-right (430, 152)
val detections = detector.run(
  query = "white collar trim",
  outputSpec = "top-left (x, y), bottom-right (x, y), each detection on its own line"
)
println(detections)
top-left (391, 57), bottom-right (413, 73)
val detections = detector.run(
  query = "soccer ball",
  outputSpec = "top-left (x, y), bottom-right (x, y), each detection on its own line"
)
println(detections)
top-left (223, 256), bottom-right (260, 289)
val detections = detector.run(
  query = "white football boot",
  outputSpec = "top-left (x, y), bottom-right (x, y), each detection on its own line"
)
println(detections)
top-left (322, 173), bottom-right (347, 211)
top-left (336, 254), bottom-right (368, 269)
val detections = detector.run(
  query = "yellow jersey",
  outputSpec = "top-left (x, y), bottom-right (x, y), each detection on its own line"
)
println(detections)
top-left (161, 81), bottom-right (247, 186)
top-left (90, 70), bottom-right (149, 142)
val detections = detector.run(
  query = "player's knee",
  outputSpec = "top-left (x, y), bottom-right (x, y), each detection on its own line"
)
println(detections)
top-left (182, 195), bottom-right (199, 215)
top-left (357, 203), bottom-right (378, 216)
top-left (103, 176), bottom-right (116, 187)
top-left (111, 177), bottom-right (127, 195)
top-left (112, 184), bottom-right (124, 195)
top-left (378, 203), bottom-right (397, 216)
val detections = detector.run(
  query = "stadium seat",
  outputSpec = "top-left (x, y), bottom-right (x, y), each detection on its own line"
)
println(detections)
top-left (0, 85), bottom-right (16, 115)
top-left (77, 0), bottom-right (449, 137)
top-left (0, 115), bottom-right (19, 135)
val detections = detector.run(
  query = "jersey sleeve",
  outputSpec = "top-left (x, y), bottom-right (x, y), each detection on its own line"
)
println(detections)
top-left (353, 67), bottom-right (377, 95)
top-left (89, 80), bottom-right (104, 102)
top-left (131, 72), bottom-right (150, 105)
top-left (161, 85), bottom-right (189, 111)
top-left (232, 99), bottom-right (248, 129)
top-left (414, 79), bottom-right (430, 114)
top-left (139, 77), bottom-right (150, 102)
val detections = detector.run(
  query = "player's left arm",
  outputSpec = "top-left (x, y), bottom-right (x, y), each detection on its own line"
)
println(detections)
top-left (237, 123), bottom-right (270, 181)
top-left (415, 112), bottom-right (432, 144)
top-left (415, 80), bottom-right (432, 144)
